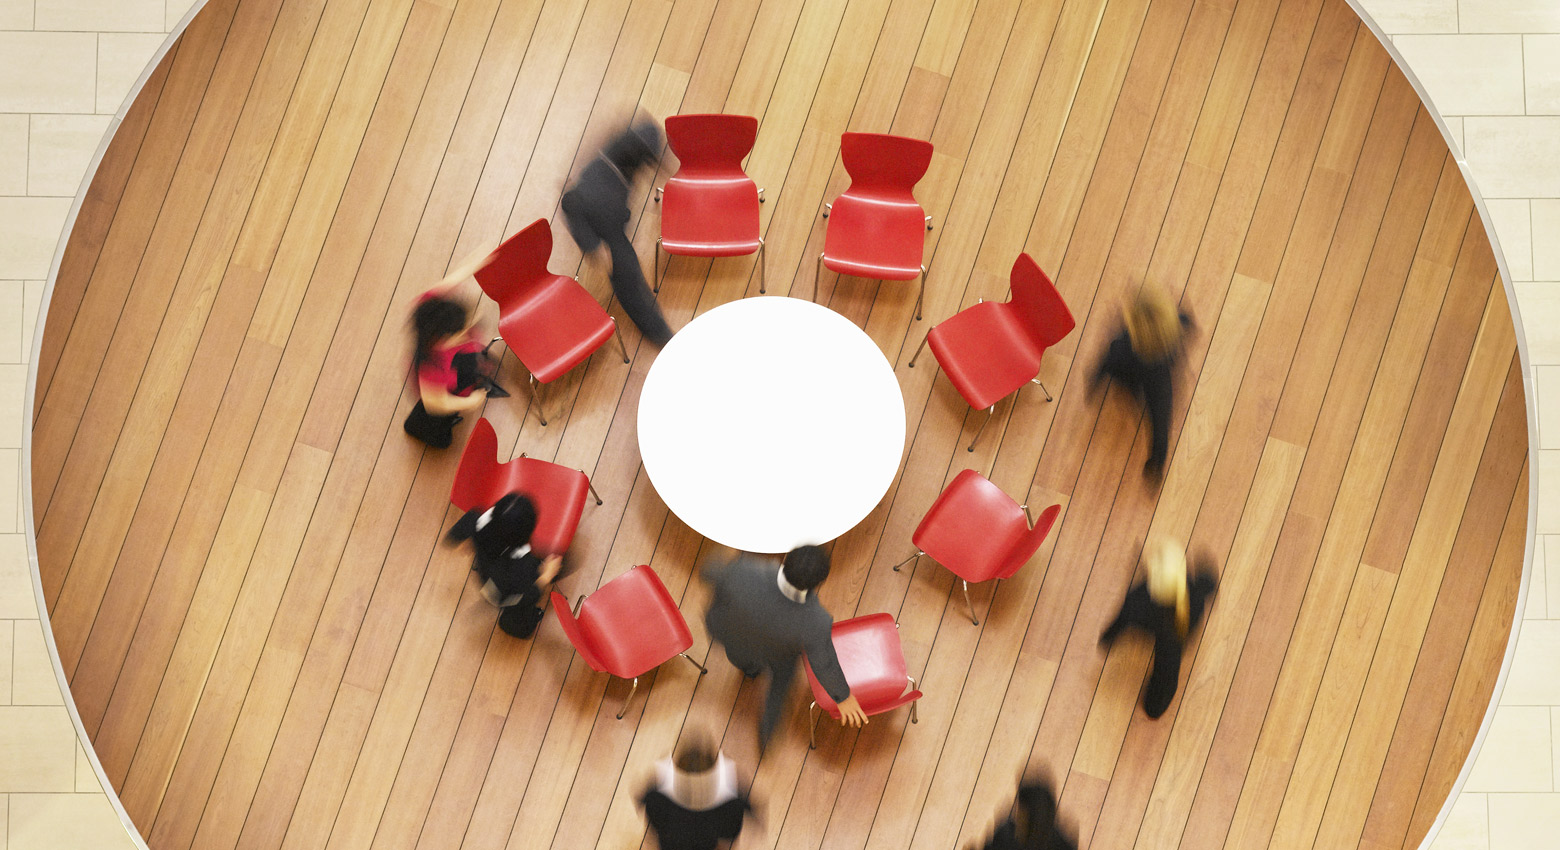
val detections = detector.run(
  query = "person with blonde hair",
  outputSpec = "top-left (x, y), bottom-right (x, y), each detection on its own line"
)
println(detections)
top-left (1090, 285), bottom-right (1193, 482)
top-left (1098, 538), bottom-right (1218, 718)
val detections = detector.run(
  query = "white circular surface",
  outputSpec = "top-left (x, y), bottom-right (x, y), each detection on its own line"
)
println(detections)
top-left (638, 297), bottom-right (907, 553)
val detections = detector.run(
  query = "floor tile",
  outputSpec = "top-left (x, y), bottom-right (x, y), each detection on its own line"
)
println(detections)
top-left (1353, 0), bottom-right (1457, 34)
top-left (0, 198), bottom-right (69, 281)
top-left (0, 707), bottom-right (75, 791)
top-left (0, 282), bottom-right (20, 363)
top-left (8, 621), bottom-right (59, 707)
top-left (1429, 792), bottom-right (1488, 850)
top-left (1, 793), bottom-right (7, 850)
top-left (1513, 284), bottom-right (1560, 365)
top-left (1540, 450), bottom-right (1560, 536)
top-left (1487, 793), bottom-right (1560, 850)
top-left (34, 0), bottom-right (163, 32)
top-left (6, 793), bottom-right (136, 849)
top-left (0, 115), bottom-right (25, 196)
top-left (1459, 0), bottom-right (1560, 34)
top-left (1527, 36), bottom-right (1560, 116)
top-left (72, 745), bottom-right (95, 793)
top-left (1392, 36), bottom-right (1525, 116)
top-left (1527, 538), bottom-right (1547, 619)
top-left (1548, 534), bottom-right (1560, 617)
top-left (0, 449), bottom-right (15, 534)
top-left (1501, 619), bottom-right (1560, 704)
top-left (96, 32), bottom-right (165, 114)
top-left (0, 33), bottom-right (95, 113)
top-left (0, 535), bottom-right (34, 619)
top-left (167, 0), bottom-right (204, 30)
top-left (1465, 118), bottom-right (1560, 199)
top-left (1484, 199), bottom-right (1532, 282)
top-left (0, 0), bottom-right (31, 28)
top-left (1466, 705), bottom-right (1553, 791)
top-left (0, 365), bottom-right (22, 449)
top-left (21, 281), bottom-right (40, 357)
top-left (1443, 116), bottom-right (1463, 157)
top-left (27, 114), bottom-right (109, 197)
top-left (0, 621), bottom-right (11, 705)
top-left (1531, 200), bottom-right (1560, 281)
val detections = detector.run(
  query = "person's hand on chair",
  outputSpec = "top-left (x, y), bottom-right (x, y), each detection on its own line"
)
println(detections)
top-left (537, 554), bottom-right (563, 587)
top-left (837, 695), bottom-right (868, 728)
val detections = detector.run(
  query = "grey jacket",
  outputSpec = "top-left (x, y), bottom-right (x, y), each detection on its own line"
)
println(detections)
top-left (702, 556), bottom-right (851, 703)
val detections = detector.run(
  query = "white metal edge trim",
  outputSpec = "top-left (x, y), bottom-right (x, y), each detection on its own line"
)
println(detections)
top-left (19, 2), bottom-right (214, 847)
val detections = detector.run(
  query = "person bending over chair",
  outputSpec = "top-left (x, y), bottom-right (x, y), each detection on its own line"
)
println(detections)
top-left (1098, 538), bottom-right (1218, 719)
top-left (446, 493), bottom-right (561, 638)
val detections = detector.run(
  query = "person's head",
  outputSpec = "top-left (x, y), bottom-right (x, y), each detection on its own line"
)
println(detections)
top-left (474, 493), bottom-right (538, 557)
top-left (1144, 537), bottom-right (1190, 636)
top-left (1124, 286), bottom-right (1182, 363)
top-left (602, 119), bottom-right (663, 180)
top-left (412, 293), bottom-right (473, 364)
top-left (1013, 779), bottom-right (1059, 843)
top-left (781, 545), bottom-right (831, 593)
top-left (666, 732), bottom-right (730, 812)
top-left (673, 733), bottom-right (718, 774)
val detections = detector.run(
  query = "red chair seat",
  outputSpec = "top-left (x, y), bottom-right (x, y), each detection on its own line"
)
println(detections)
top-left (912, 469), bottom-right (1032, 584)
top-left (450, 418), bottom-right (590, 555)
top-left (805, 613), bottom-right (922, 721)
top-left (660, 114), bottom-right (762, 258)
top-left (820, 132), bottom-right (933, 283)
top-left (927, 301), bottom-right (1042, 411)
top-left (551, 565), bottom-right (693, 679)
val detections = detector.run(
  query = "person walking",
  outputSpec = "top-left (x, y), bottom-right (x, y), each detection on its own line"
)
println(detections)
top-left (560, 119), bottom-right (675, 347)
top-left (639, 734), bottom-right (755, 850)
top-left (446, 493), bottom-right (562, 638)
top-left (702, 545), bottom-right (867, 747)
top-left (969, 776), bottom-right (1076, 850)
top-left (1091, 286), bottom-right (1193, 482)
top-left (1098, 538), bottom-right (1218, 719)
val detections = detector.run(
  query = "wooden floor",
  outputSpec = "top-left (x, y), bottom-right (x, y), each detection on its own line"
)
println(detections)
top-left (28, 0), bottom-right (1527, 846)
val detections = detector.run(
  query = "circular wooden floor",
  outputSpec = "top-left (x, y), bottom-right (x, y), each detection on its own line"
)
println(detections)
top-left (29, 0), bottom-right (1527, 847)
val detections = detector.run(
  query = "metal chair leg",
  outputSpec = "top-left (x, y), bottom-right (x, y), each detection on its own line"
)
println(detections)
top-left (613, 323), bottom-right (630, 364)
top-left (529, 375), bottom-right (549, 426)
top-left (893, 551), bottom-right (923, 572)
top-left (679, 652), bottom-right (708, 674)
top-left (967, 405), bottom-right (994, 452)
top-left (654, 238), bottom-right (662, 294)
top-left (572, 595), bottom-right (585, 617)
top-left (962, 580), bottom-right (979, 626)
top-left (815, 253), bottom-right (824, 303)
top-left (757, 239), bottom-right (766, 294)
top-left (908, 333), bottom-right (929, 368)
top-left (809, 702), bottom-right (820, 749)
top-left (1031, 378), bottom-right (1052, 401)
top-left (915, 266), bottom-right (926, 321)
top-left (584, 475), bottom-right (603, 506)
top-left (616, 676), bottom-right (640, 720)
top-left (907, 678), bottom-right (919, 723)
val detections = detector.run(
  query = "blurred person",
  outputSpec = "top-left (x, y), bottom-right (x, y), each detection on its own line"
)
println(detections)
top-left (1098, 538), bottom-right (1218, 719)
top-left (446, 492), bottom-right (561, 638)
top-left (639, 733), bottom-right (755, 850)
top-left (969, 775), bottom-right (1076, 850)
top-left (1090, 285), bottom-right (1193, 482)
top-left (702, 545), bottom-right (867, 747)
top-left (561, 119), bottom-right (675, 347)
top-left (405, 262), bottom-right (507, 448)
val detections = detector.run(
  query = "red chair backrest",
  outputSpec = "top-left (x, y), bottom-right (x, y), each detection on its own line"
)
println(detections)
top-left (1007, 253), bottom-right (1075, 353)
top-left (666, 114), bottom-right (757, 176)
top-left (839, 132), bottom-right (933, 201)
top-left (450, 417), bottom-right (501, 512)
top-left (550, 591), bottom-right (608, 671)
top-left (473, 219), bottom-right (555, 313)
top-left (997, 503), bottom-right (1061, 580)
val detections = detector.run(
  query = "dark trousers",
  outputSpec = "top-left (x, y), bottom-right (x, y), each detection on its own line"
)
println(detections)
top-left (1093, 335), bottom-right (1174, 473)
top-left (722, 645), bottom-right (796, 747)
top-left (561, 166), bottom-right (674, 347)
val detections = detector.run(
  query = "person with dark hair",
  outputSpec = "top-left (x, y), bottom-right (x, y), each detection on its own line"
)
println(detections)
top-left (1090, 286), bottom-right (1194, 483)
top-left (1098, 538), bottom-right (1218, 719)
top-left (638, 733), bottom-right (755, 850)
top-left (446, 492), bottom-right (562, 638)
top-left (971, 776), bottom-right (1076, 850)
top-left (404, 262), bottom-right (506, 449)
top-left (701, 545), bottom-right (867, 747)
top-left (560, 119), bottom-right (675, 347)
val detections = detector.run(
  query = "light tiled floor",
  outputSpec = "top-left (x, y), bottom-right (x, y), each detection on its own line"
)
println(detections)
top-left (0, 0), bottom-right (1554, 847)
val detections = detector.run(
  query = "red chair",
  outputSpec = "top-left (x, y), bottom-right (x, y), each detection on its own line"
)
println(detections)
top-left (910, 253), bottom-right (1075, 451)
top-left (450, 418), bottom-right (601, 555)
top-left (803, 613), bottom-right (922, 748)
top-left (473, 218), bottom-right (629, 425)
top-left (551, 565), bottom-right (706, 719)
top-left (654, 114), bottom-right (766, 292)
top-left (819, 132), bottom-right (935, 318)
top-left (895, 469), bottom-right (1061, 625)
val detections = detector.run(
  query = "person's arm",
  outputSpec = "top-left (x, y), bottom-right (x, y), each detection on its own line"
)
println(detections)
top-left (418, 373), bottom-right (487, 416)
top-left (803, 615), bottom-right (867, 727)
top-left (535, 554), bottom-right (563, 588)
top-left (1100, 583), bottom-right (1151, 644)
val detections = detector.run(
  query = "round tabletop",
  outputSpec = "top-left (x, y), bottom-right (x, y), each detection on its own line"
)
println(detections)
top-left (638, 297), bottom-right (907, 553)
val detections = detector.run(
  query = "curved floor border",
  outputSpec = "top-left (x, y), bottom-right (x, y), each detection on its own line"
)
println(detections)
top-left (10, 1), bottom-right (1540, 848)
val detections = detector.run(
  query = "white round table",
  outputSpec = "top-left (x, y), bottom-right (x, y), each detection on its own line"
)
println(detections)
top-left (638, 297), bottom-right (907, 553)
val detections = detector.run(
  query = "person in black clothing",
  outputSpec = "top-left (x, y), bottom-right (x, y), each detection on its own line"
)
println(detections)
top-left (1098, 538), bottom-right (1218, 719)
top-left (971, 776), bottom-right (1076, 850)
top-left (446, 493), bottom-right (562, 638)
top-left (1091, 286), bottom-right (1193, 482)
top-left (560, 119), bottom-right (675, 347)
top-left (639, 735), bottom-right (755, 850)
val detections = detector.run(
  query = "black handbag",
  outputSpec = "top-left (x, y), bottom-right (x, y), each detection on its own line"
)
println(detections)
top-left (403, 401), bottom-right (459, 449)
top-left (498, 603), bottom-right (546, 639)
